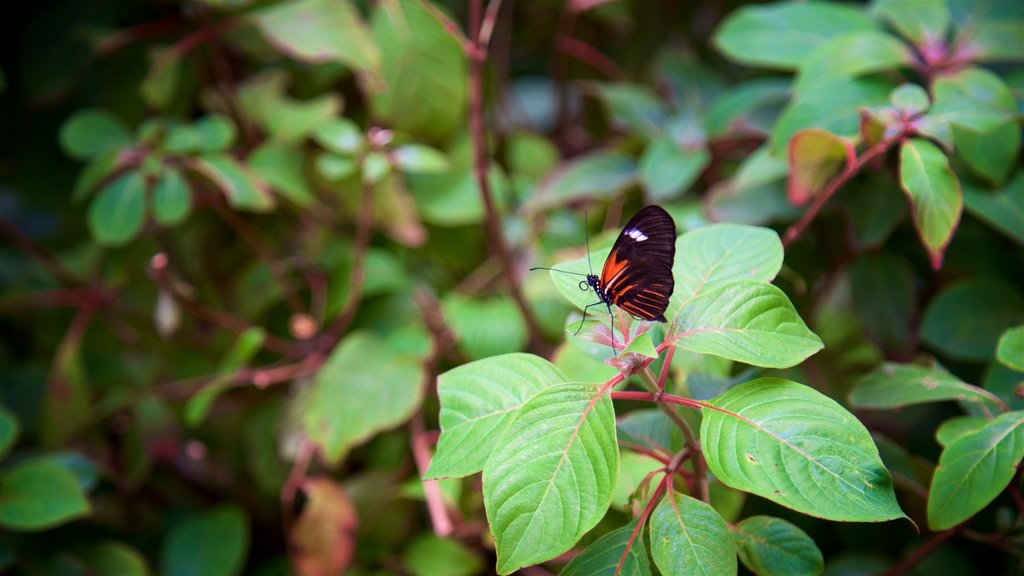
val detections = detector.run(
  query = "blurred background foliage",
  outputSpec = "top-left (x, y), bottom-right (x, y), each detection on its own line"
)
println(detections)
top-left (0, 0), bottom-right (1021, 574)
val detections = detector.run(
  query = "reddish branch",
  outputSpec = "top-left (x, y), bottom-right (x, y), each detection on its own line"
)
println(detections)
top-left (556, 35), bottom-right (626, 81)
top-left (0, 216), bottom-right (85, 287)
top-left (615, 474), bottom-right (667, 575)
top-left (467, 0), bottom-right (546, 351)
top-left (782, 135), bottom-right (902, 248)
top-left (323, 175), bottom-right (376, 346)
top-left (879, 528), bottom-right (961, 576)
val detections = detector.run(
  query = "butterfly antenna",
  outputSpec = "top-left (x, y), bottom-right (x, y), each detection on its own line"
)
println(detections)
top-left (584, 210), bottom-right (595, 276)
top-left (529, 267), bottom-right (588, 277)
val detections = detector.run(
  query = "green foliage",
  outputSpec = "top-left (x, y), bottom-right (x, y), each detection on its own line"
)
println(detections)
top-left (6, 0), bottom-right (1024, 573)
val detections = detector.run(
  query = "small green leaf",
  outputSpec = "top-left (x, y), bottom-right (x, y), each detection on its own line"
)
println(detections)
top-left (0, 460), bottom-right (90, 531)
top-left (152, 166), bottom-right (192, 226)
top-left (889, 83), bottom-right (930, 113)
top-left (161, 506), bottom-right (249, 576)
top-left (705, 78), bottom-right (791, 137)
top-left (405, 535), bottom-right (483, 576)
top-left (936, 416), bottom-right (989, 447)
top-left (561, 519), bottom-right (650, 576)
top-left (673, 281), bottom-right (823, 369)
top-left (771, 77), bottom-right (891, 155)
top-left (312, 118), bottom-right (364, 156)
top-left (713, 2), bottom-right (876, 69)
top-left (850, 363), bottom-right (1001, 411)
top-left (787, 128), bottom-right (854, 205)
top-left (921, 276), bottom-right (1024, 362)
top-left (638, 137), bottom-right (709, 200)
top-left (872, 0), bottom-right (951, 45)
top-left (0, 406), bottom-right (19, 459)
top-left (850, 252), bottom-right (916, 354)
top-left (140, 45), bottom-right (182, 111)
top-left (73, 150), bottom-right (122, 202)
top-left (622, 332), bottom-right (658, 359)
top-left (302, 331), bottom-right (426, 465)
top-left (441, 294), bottom-right (527, 361)
top-left (184, 328), bottom-right (266, 428)
top-left (189, 154), bottom-right (275, 212)
top-left (962, 172), bottom-right (1024, 245)
top-left (237, 71), bottom-right (342, 144)
top-left (252, 0), bottom-right (379, 71)
top-left (59, 108), bottom-right (133, 160)
top-left (996, 326), bottom-right (1024, 372)
top-left (899, 138), bottom-right (962, 269)
top-left (527, 150), bottom-right (637, 211)
top-left (248, 142), bottom-right (316, 207)
top-left (362, 151), bottom-right (391, 185)
top-left (426, 353), bottom-right (566, 479)
top-left (483, 383), bottom-right (617, 574)
top-left (88, 170), bottom-right (147, 247)
top-left (393, 144), bottom-right (450, 174)
top-left (735, 515), bottom-right (824, 576)
top-left (315, 153), bottom-right (359, 181)
top-left (794, 31), bottom-right (913, 93)
top-left (649, 492), bottom-right (736, 576)
top-left (591, 82), bottom-right (669, 138)
top-left (163, 115), bottom-right (236, 154)
top-left (702, 379), bottom-right (905, 522)
top-left (928, 410), bottom-right (1024, 530)
top-left (78, 541), bottom-right (149, 576)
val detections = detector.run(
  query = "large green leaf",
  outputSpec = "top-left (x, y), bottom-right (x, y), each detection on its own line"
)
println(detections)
top-left (441, 294), bottom-right (527, 360)
top-left (850, 252), bottom-right (916, 354)
top-left (0, 406), bottom-right (19, 459)
top-left (59, 108), bottom-right (133, 160)
top-left (771, 77), bottom-right (891, 155)
top-left (302, 331), bottom-right (426, 465)
top-left (936, 416), bottom-right (989, 447)
top-left (928, 410), bottom-right (1024, 530)
top-left (639, 137), bottom-right (709, 200)
top-left (251, 0), bottom-right (379, 71)
top-left (921, 277), bottom-right (1024, 362)
top-left (850, 363), bottom-right (1002, 413)
top-left (961, 20), bottom-right (1024, 62)
top-left (672, 281), bottom-right (823, 369)
top-left (899, 138), bottom-right (962, 269)
top-left (163, 115), bottom-right (235, 154)
top-left (0, 460), bottom-right (90, 531)
top-left (560, 519), bottom-right (651, 576)
top-left (649, 492), bottom-right (736, 576)
top-left (925, 68), bottom-right (1016, 134)
top-left (189, 154), bottom-right (275, 212)
top-left (872, 0), bottom-right (951, 44)
top-left (735, 515), bottom-right (824, 576)
top-left (794, 31), bottom-right (912, 92)
top-left (88, 170), bottom-right (147, 247)
top-left (527, 150), bottom-right (637, 212)
top-left (701, 379), bottom-right (905, 522)
top-left (673, 223), bottom-right (784, 304)
top-left (996, 326), bottom-right (1024, 372)
top-left (962, 172), bottom-right (1024, 245)
top-left (705, 78), bottom-right (791, 137)
top-left (370, 0), bottom-right (466, 140)
top-left (426, 353), bottom-right (566, 479)
top-left (713, 2), bottom-right (876, 70)
top-left (160, 506), bottom-right (249, 576)
top-left (248, 142), bottom-right (316, 207)
top-left (405, 535), bottom-right (483, 576)
top-left (786, 128), bottom-right (854, 206)
top-left (483, 383), bottom-right (617, 574)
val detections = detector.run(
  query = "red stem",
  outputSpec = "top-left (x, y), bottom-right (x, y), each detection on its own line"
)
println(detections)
top-left (879, 528), bottom-right (960, 576)
top-left (615, 474), bottom-right (667, 576)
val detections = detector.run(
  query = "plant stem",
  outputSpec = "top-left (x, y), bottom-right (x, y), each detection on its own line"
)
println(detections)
top-left (468, 0), bottom-right (546, 351)
top-left (616, 472), bottom-right (667, 575)
top-left (640, 368), bottom-right (709, 503)
top-left (879, 528), bottom-right (960, 576)
top-left (323, 175), bottom-right (376, 347)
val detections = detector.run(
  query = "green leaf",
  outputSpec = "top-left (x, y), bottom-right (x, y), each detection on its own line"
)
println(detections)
top-left (850, 252), bottom-right (916, 354)
top-left (302, 331), bottom-right (425, 465)
top-left (0, 406), bottom-right (19, 459)
top-left (787, 128), bottom-right (854, 205)
top-left (921, 276), bottom-right (1024, 362)
top-left (248, 142), bottom-right (316, 207)
top-left (612, 451), bottom-right (664, 510)
top-left (771, 77), bottom-right (891, 155)
top-left (152, 165), bottom-right (192, 226)
top-left (996, 326), bottom-right (1024, 372)
top-left (944, 69), bottom-right (1020, 184)
top-left (561, 519), bottom-right (651, 576)
top-left (674, 223), bottom-right (784, 303)
top-left (237, 71), bottom-right (343, 144)
top-left (140, 45), bottom-right (182, 111)
top-left (252, 0), bottom-right (379, 71)
top-left (88, 170), bottom-right (147, 247)
top-left (590, 83), bottom-right (669, 138)
top-left (936, 416), bottom-right (989, 447)
top-left (872, 0), bottom-right (951, 44)
top-left (312, 118), bottom-right (364, 156)
top-left (707, 147), bottom-right (800, 225)
top-left (393, 144), bottom-right (450, 174)
top-left (161, 506), bottom-right (249, 576)
top-left (705, 78), bottom-right (791, 137)
top-left (672, 281), bottom-right (823, 369)
top-left (405, 535), bottom-right (483, 576)
top-left (890, 83), bottom-right (930, 113)
top-left (616, 409), bottom-right (685, 455)
top-left (190, 154), bottom-right (275, 212)
top-left (735, 515), bottom-right (824, 576)
top-left (0, 460), bottom-right (90, 531)
top-left (899, 138), bottom-right (962, 269)
top-left (362, 151), bottom-right (391, 185)
top-left (850, 363), bottom-right (1002, 412)
top-left (184, 328), bottom-right (266, 428)
top-left (426, 353), bottom-right (566, 479)
top-left (924, 69), bottom-right (1014, 134)
top-left (842, 172), bottom-right (909, 249)
top-left (963, 172), bottom-right (1024, 245)
top-left (713, 2), bottom-right (876, 70)
top-left (527, 150), bottom-right (637, 212)
top-left (370, 0), bottom-right (466, 140)
top-left (507, 132), bottom-right (560, 182)
top-left (441, 295), bottom-right (527, 360)
top-left (623, 332), bottom-right (658, 359)
top-left (794, 31), bottom-right (913, 93)
top-left (960, 20), bottom-right (1024, 62)
top-left (316, 153), bottom-right (359, 181)
top-left (928, 410), bottom-right (1024, 530)
top-left (638, 137), bottom-right (709, 200)
top-left (649, 492), bottom-right (736, 576)
top-left (72, 150), bottom-right (122, 202)
top-left (78, 541), bottom-right (149, 576)
top-left (483, 383), bottom-right (617, 574)
top-left (163, 115), bottom-right (236, 154)
top-left (59, 108), bottom-right (133, 160)
top-left (701, 379), bottom-right (905, 522)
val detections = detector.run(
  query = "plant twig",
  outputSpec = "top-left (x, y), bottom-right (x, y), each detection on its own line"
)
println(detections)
top-left (0, 216), bottom-right (85, 287)
top-left (782, 135), bottom-right (902, 248)
top-left (468, 0), bottom-right (546, 352)
top-left (640, 367), bottom-right (708, 502)
top-left (615, 473), bottom-right (667, 575)
top-left (323, 173), bottom-right (376, 347)
top-left (556, 35), bottom-right (627, 81)
top-left (879, 528), bottom-right (961, 576)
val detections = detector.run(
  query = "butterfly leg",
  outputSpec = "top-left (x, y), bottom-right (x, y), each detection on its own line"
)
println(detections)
top-left (606, 302), bottom-right (616, 353)
top-left (574, 302), bottom-right (604, 336)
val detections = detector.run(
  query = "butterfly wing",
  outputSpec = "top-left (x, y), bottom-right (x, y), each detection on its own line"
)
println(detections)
top-left (600, 205), bottom-right (676, 321)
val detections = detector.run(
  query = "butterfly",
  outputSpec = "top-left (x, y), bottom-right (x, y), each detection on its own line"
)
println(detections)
top-left (534, 205), bottom-right (677, 352)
